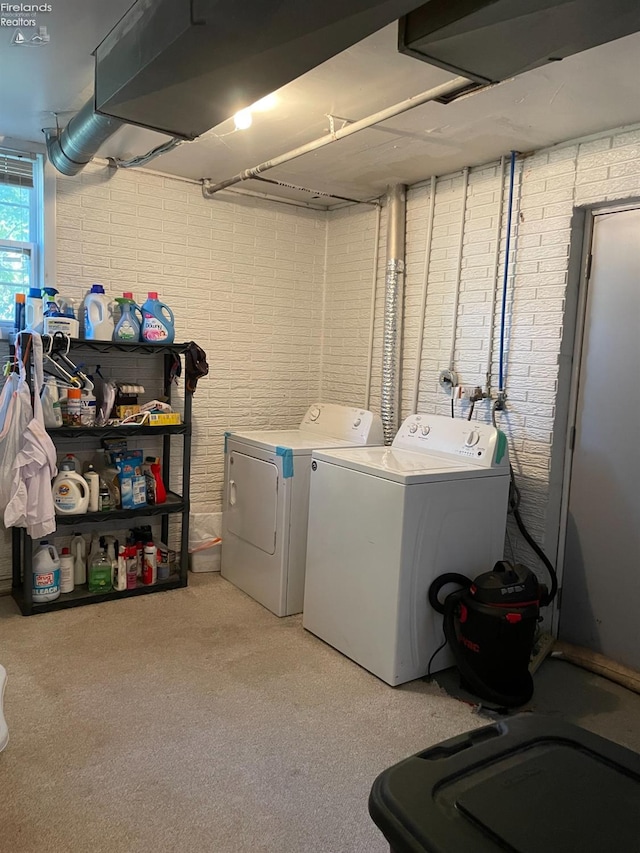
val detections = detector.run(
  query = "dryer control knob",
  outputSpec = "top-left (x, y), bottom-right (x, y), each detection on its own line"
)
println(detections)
top-left (409, 424), bottom-right (418, 434)
top-left (421, 426), bottom-right (431, 436)
top-left (353, 418), bottom-right (362, 427)
top-left (308, 406), bottom-right (321, 421)
top-left (465, 430), bottom-right (480, 447)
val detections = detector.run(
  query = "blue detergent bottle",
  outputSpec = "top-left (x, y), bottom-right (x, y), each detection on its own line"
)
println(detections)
top-left (141, 292), bottom-right (175, 344)
top-left (113, 292), bottom-right (143, 341)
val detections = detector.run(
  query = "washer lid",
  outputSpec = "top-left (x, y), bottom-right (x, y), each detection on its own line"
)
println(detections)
top-left (312, 446), bottom-right (508, 484)
top-left (228, 429), bottom-right (358, 455)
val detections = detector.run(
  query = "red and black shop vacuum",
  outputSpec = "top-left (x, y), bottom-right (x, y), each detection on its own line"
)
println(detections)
top-left (429, 560), bottom-right (555, 708)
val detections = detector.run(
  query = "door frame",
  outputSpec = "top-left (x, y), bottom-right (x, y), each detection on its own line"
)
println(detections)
top-left (550, 199), bottom-right (640, 634)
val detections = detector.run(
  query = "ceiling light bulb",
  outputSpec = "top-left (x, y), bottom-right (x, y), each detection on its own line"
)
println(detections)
top-left (233, 109), bottom-right (253, 130)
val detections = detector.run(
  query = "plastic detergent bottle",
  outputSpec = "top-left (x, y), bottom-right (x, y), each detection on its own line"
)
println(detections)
top-left (25, 288), bottom-right (43, 333)
top-left (88, 544), bottom-right (112, 593)
top-left (41, 376), bottom-right (63, 429)
top-left (84, 465), bottom-right (100, 512)
top-left (70, 533), bottom-right (87, 585)
top-left (141, 292), bottom-right (175, 344)
top-left (83, 284), bottom-right (114, 341)
top-left (59, 547), bottom-right (75, 594)
top-left (61, 453), bottom-right (80, 472)
top-left (113, 293), bottom-right (142, 341)
top-left (52, 462), bottom-right (90, 515)
top-left (32, 541), bottom-right (60, 603)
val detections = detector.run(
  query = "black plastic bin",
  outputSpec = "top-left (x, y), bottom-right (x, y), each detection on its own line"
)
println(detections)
top-left (369, 713), bottom-right (640, 853)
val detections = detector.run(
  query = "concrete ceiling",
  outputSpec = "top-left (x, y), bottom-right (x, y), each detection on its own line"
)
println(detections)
top-left (1, 1), bottom-right (640, 206)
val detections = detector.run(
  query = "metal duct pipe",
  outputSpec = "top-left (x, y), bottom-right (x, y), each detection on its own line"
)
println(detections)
top-left (44, 97), bottom-right (124, 177)
top-left (381, 184), bottom-right (407, 445)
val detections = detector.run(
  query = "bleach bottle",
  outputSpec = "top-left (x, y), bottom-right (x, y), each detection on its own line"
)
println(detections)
top-left (84, 284), bottom-right (114, 341)
top-left (141, 292), bottom-right (175, 344)
top-left (32, 541), bottom-right (61, 603)
top-left (113, 293), bottom-right (143, 341)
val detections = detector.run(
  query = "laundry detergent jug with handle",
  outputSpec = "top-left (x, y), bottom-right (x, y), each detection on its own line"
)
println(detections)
top-left (52, 462), bottom-right (90, 515)
top-left (114, 293), bottom-right (143, 341)
top-left (32, 540), bottom-right (60, 602)
top-left (25, 288), bottom-right (43, 334)
top-left (141, 292), bottom-right (175, 343)
top-left (84, 284), bottom-right (114, 341)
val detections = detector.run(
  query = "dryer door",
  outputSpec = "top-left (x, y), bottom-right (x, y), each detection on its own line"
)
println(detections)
top-left (227, 451), bottom-right (278, 555)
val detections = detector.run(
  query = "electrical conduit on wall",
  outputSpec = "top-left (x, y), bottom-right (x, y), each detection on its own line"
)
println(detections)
top-left (486, 155), bottom-right (507, 396)
top-left (448, 167), bottom-right (470, 375)
top-left (381, 185), bottom-right (407, 445)
top-left (410, 175), bottom-right (437, 414)
top-left (498, 151), bottom-right (518, 397)
top-left (364, 204), bottom-right (382, 410)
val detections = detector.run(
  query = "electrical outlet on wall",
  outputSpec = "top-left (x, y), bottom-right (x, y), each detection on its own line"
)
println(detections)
top-left (438, 368), bottom-right (458, 394)
top-left (457, 385), bottom-right (485, 401)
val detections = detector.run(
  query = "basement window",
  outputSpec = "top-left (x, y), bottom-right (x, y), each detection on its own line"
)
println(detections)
top-left (0, 147), bottom-right (46, 328)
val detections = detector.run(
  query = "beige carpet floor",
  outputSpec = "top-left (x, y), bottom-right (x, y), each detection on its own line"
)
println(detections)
top-left (0, 574), bottom-right (482, 853)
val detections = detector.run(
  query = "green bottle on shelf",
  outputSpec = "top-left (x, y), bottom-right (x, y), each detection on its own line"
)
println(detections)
top-left (88, 545), bottom-right (113, 593)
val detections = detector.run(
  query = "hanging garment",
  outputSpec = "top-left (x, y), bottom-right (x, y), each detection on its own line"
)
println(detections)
top-left (0, 366), bottom-right (31, 516)
top-left (185, 341), bottom-right (209, 393)
top-left (4, 334), bottom-right (58, 539)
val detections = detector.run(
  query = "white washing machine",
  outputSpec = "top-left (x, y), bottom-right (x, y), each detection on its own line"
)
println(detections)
top-left (221, 404), bottom-right (383, 617)
top-left (303, 413), bottom-right (510, 686)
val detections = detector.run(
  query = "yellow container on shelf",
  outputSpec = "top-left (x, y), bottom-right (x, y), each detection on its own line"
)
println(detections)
top-left (148, 412), bottom-right (181, 426)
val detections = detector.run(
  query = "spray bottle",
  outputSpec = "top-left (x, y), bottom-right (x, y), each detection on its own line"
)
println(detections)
top-left (70, 533), bottom-right (87, 585)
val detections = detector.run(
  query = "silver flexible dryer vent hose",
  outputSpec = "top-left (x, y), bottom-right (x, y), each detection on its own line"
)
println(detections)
top-left (44, 97), bottom-right (124, 177)
top-left (380, 185), bottom-right (407, 445)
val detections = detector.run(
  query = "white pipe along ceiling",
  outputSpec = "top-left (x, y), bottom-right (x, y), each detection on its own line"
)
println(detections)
top-left (201, 77), bottom-right (473, 198)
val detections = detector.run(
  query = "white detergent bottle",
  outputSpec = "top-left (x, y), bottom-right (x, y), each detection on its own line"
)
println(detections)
top-left (70, 533), bottom-right (87, 585)
top-left (83, 284), bottom-right (114, 341)
top-left (84, 465), bottom-right (100, 512)
top-left (32, 541), bottom-right (61, 602)
top-left (52, 462), bottom-right (90, 515)
top-left (61, 453), bottom-right (80, 472)
top-left (25, 288), bottom-right (44, 334)
top-left (59, 547), bottom-right (75, 594)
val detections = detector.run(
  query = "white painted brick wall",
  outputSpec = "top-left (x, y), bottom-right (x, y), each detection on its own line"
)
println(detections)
top-left (3, 123), bottom-right (640, 591)
top-left (321, 124), bottom-right (640, 583)
top-left (0, 164), bottom-right (327, 582)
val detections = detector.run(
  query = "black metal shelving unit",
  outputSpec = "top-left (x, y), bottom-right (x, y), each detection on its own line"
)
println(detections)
top-left (11, 336), bottom-right (193, 616)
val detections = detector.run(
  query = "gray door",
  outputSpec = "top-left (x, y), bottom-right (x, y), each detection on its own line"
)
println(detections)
top-left (559, 207), bottom-right (640, 669)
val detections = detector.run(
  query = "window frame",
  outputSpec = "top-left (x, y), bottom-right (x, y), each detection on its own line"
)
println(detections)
top-left (0, 141), bottom-right (56, 335)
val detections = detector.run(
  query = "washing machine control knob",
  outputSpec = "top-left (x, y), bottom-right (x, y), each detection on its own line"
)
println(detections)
top-left (465, 430), bottom-right (480, 447)
top-left (353, 418), bottom-right (362, 427)
top-left (308, 406), bottom-right (321, 421)
top-left (421, 425), bottom-right (431, 436)
top-left (409, 424), bottom-right (418, 434)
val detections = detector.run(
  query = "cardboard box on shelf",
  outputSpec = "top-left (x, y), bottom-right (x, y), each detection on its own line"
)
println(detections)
top-left (148, 412), bottom-right (181, 426)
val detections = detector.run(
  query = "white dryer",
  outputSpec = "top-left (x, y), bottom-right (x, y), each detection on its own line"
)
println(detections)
top-left (303, 413), bottom-right (510, 685)
top-left (221, 404), bottom-right (383, 617)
